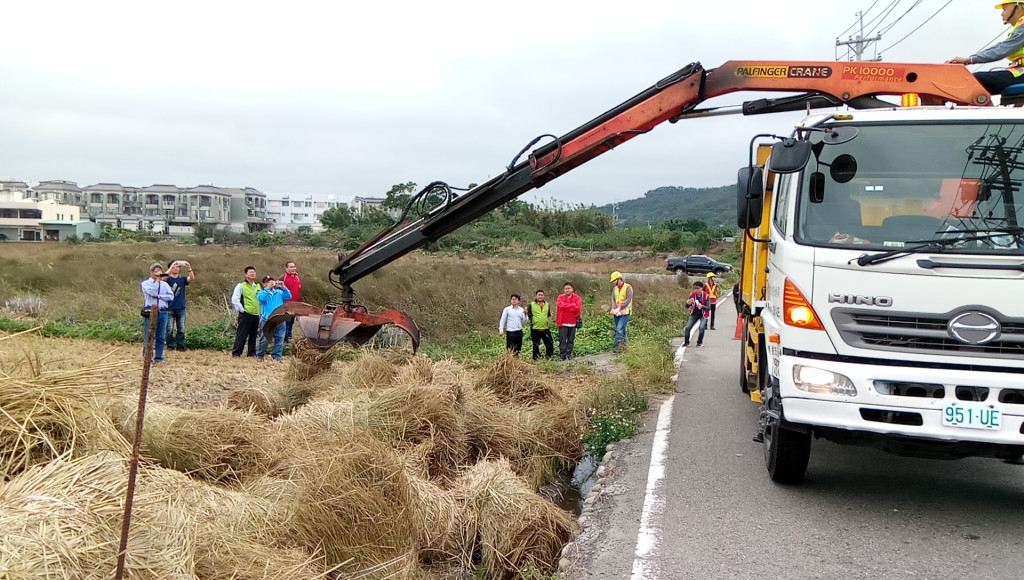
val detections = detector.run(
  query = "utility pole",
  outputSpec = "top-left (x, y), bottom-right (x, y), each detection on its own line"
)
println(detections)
top-left (836, 11), bottom-right (882, 62)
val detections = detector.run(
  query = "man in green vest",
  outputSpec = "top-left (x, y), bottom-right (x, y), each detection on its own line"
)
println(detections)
top-left (948, 2), bottom-right (1024, 94)
top-left (230, 266), bottom-right (261, 357)
top-left (527, 289), bottom-right (555, 360)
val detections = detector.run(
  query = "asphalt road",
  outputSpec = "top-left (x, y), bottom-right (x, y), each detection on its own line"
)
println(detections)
top-left (565, 316), bottom-right (1024, 580)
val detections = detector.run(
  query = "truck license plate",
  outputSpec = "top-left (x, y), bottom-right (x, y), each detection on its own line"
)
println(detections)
top-left (942, 402), bottom-right (1001, 430)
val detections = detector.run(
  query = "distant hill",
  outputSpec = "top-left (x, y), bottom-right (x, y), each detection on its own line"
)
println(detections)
top-left (595, 185), bottom-right (734, 227)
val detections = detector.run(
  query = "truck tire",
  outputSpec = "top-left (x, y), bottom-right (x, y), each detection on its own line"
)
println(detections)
top-left (674, 267), bottom-right (685, 275)
top-left (714, 268), bottom-right (728, 275)
top-left (761, 354), bottom-right (811, 484)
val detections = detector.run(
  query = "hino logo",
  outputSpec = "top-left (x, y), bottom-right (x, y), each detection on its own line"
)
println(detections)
top-left (948, 311), bottom-right (1001, 345)
top-left (828, 294), bottom-right (893, 307)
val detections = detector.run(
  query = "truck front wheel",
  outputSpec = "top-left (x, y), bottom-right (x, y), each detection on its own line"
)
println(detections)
top-left (762, 375), bottom-right (811, 484)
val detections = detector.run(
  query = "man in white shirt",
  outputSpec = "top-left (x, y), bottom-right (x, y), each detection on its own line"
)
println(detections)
top-left (140, 263), bottom-right (174, 363)
top-left (498, 294), bottom-right (529, 356)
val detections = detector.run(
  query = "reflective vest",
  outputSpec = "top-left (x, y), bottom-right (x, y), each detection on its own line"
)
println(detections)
top-left (614, 282), bottom-right (632, 315)
top-left (1009, 16), bottom-right (1024, 76)
top-left (529, 301), bottom-right (550, 330)
top-left (706, 280), bottom-right (718, 303)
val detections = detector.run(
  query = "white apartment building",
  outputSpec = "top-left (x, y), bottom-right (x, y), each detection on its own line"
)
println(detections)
top-left (265, 192), bottom-right (348, 232)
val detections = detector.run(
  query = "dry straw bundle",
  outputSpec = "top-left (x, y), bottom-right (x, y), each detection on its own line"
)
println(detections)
top-left (462, 388), bottom-right (585, 488)
top-left (227, 381), bottom-right (319, 418)
top-left (474, 352), bottom-right (560, 405)
top-left (118, 401), bottom-right (272, 483)
top-left (245, 433), bottom-right (421, 575)
top-left (405, 471), bottom-right (467, 566)
top-left (0, 354), bottom-right (129, 481)
top-left (139, 465), bottom-right (330, 580)
top-left (337, 352), bottom-right (398, 391)
top-left (287, 336), bottom-right (339, 381)
top-left (456, 458), bottom-right (577, 580)
top-left (0, 453), bottom-right (193, 580)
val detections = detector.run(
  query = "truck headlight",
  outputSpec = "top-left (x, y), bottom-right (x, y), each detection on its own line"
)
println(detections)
top-left (792, 365), bottom-right (857, 397)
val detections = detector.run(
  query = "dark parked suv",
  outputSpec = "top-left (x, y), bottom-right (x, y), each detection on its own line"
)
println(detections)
top-left (666, 255), bottom-right (733, 275)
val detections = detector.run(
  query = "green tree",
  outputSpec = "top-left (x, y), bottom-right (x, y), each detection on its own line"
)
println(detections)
top-left (194, 222), bottom-right (215, 244)
top-left (381, 182), bottom-right (418, 213)
top-left (319, 205), bottom-right (354, 230)
top-left (682, 219), bottom-right (707, 233)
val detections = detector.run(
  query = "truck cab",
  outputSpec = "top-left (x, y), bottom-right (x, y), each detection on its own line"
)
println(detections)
top-left (739, 107), bottom-right (1024, 483)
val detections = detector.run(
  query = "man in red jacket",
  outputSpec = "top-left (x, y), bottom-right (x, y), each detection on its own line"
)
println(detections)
top-left (278, 260), bottom-right (302, 343)
top-left (555, 282), bottom-right (582, 360)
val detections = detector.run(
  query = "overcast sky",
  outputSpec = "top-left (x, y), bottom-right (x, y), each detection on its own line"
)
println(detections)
top-left (0, 0), bottom-right (1007, 207)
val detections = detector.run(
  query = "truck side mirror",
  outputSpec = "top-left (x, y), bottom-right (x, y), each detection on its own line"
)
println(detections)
top-left (737, 166), bottom-right (764, 229)
top-left (768, 139), bottom-right (812, 174)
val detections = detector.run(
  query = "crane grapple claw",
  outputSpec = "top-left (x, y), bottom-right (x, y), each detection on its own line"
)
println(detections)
top-left (263, 302), bottom-right (421, 352)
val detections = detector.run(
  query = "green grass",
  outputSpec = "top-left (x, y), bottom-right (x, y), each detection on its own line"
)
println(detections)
top-left (579, 378), bottom-right (649, 459)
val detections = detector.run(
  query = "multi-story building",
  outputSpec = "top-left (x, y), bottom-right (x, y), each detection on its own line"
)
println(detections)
top-left (225, 187), bottom-right (273, 234)
top-left (0, 197), bottom-right (97, 241)
top-left (0, 179), bottom-right (29, 199)
top-left (265, 192), bottom-right (347, 231)
top-left (32, 180), bottom-right (84, 206)
top-left (350, 196), bottom-right (385, 216)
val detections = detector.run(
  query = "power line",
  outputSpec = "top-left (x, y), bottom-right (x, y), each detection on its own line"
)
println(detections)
top-left (877, 0), bottom-right (955, 56)
top-left (865, 0), bottom-right (904, 38)
top-left (837, 0), bottom-right (882, 38)
top-left (877, 0), bottom-right (924, 36)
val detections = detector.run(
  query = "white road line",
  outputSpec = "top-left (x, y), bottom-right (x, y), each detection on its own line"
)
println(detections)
top-left (629, 395), bottom-right (675, 580)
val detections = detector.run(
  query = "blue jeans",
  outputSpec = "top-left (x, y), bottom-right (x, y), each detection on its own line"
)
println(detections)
top-left (613, 314), bottom-right (629, 350)
top-left (143, 310), bottom-right (169, 362)
top-left (257, 319), bottom-right (287, 360)
top-left (683, 312), bottom-right (707, 346)
top-left (165, 308), bottom-right (186, 350)
top-left (285, 317), bottom-right (294, 341)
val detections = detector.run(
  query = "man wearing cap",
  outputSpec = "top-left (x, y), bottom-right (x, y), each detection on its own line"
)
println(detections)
top-left (948, 2), bottom-right (1024, 94)
top-left (256, 275), bottom-right (292, 361)
top-left (140, 263), bottom-right (175, 363)
top-left (609, 271), bottom-right (633, 353)
top-left (230, 266), bottom-right (261, 358)
top-left (705, 272), bottom-right (719, 330)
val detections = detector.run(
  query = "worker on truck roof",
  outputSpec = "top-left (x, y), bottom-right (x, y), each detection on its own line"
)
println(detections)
top-left (948, 1), bottom-right (1024, 95)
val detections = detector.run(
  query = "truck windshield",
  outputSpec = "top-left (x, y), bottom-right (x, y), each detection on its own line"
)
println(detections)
top-left (795, 122), bottom-right (1024, 254)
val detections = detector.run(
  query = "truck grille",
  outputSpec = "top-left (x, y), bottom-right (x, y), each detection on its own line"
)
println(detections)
top-left (832, 309), bottom-right (1024, 360)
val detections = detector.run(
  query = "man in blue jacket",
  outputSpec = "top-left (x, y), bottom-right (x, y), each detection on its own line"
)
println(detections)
top-left (256, 275), bottom-right (292, 361)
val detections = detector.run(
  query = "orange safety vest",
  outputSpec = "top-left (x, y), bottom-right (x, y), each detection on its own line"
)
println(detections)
top-left (706, 280), bottom-right (718, 303)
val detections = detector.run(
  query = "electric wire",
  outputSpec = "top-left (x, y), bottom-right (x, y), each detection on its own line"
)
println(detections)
top-left (879, 0), bottom-right (954, 54)
top-left (837, 0), bottom-right (883, 38)
top-left (877, 0), bottom-right (924, 36)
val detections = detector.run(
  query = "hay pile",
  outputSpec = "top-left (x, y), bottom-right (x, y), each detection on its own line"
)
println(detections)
top-left (475, 351), bottom-right (561, 405)
top-left (0, 453), bottom-right (193, 580)
top-left (456, 458), bottom-right (577, 579)
top-left (118, 402), bottom-right (272, 483)
top-left (0, 355), bottom-right (129, 481)
top-left (0, 347), bottom-right (592, 579)
top-left (287, 336), bottom-right (339, 381)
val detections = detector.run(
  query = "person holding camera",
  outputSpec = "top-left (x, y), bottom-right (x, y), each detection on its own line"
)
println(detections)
top-left (140, 263), bottom-right (174, 363)
top-left (256, 275), bottom-right (292, 361)
top-left (164, 260), bottom-right (194, 352)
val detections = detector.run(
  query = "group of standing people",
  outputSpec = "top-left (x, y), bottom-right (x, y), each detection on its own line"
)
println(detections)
top-left (499, 283), bottom-right (582, 361)
top-left (140, 260), bottom-right (302, 363)
top-left (230, 261), bottom-right (302, 361)
top-left (498, 272), bottom-right (634, 361)
top-left (140, 260), bottom-right (195, 363)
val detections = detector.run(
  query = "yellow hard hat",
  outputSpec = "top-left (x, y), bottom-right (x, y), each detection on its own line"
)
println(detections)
top-left (706, 272), bottom-right (717, 278)
top-left (610, 271), bottom-right (622, 282)
top-left (996, 1), bottom-right (1024, 8)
